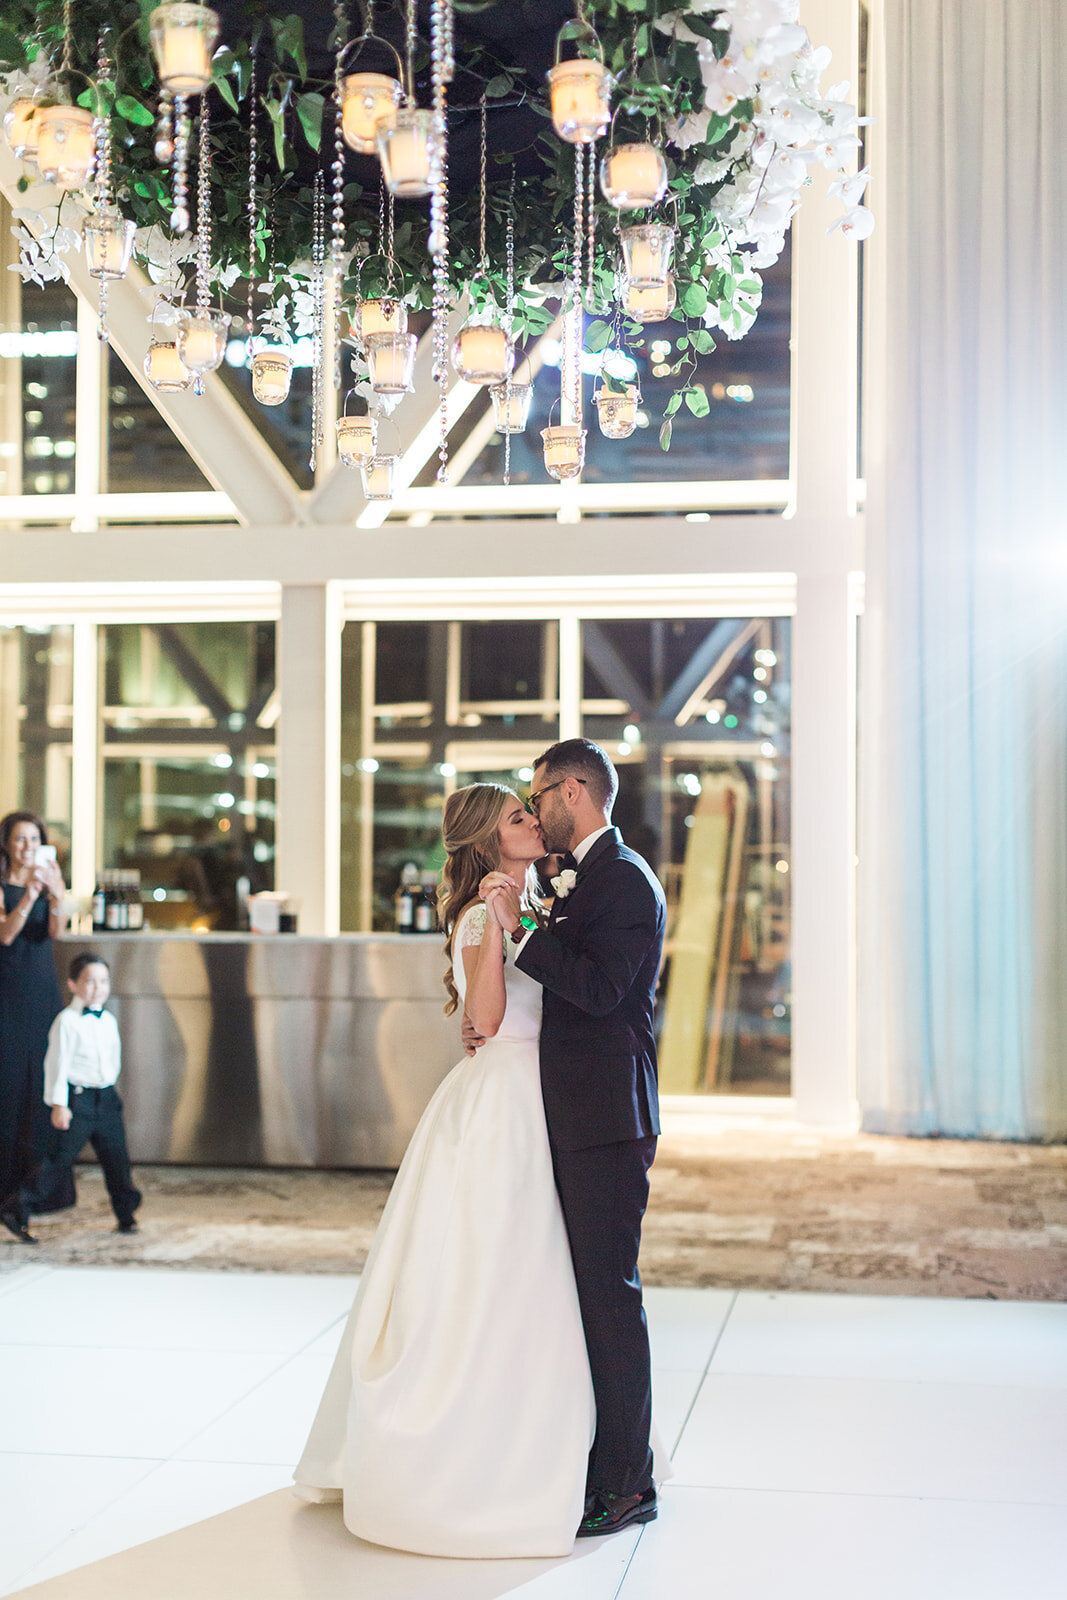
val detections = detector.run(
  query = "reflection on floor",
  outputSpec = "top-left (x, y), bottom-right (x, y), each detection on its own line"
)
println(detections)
top-left (1, 1266), bottom-right (1065, 1598)
top-left (9, 1118), bottom-right (1067, 1298)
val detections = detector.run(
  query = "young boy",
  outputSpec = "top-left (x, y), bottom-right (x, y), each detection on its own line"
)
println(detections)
top-left (0, 953), bottom-right (142, 1244)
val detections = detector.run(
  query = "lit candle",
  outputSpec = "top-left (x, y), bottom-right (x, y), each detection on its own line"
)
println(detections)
top-left (547, 58), bottom-right (612, 144)
top-left (489, 381), bottom-right (533, 433)
top-left (337, 415), bottom-right (377, 466)
top-left (352, 298), bottom-right (407, 342)
top-left (595, 386), bottom-right (639, 439)
top-left (365, 332), bottom-right (416, 395)
top-left (378, 111), bottom-right (438, 198)
top-left (452, 323), bottom-right (513, 385)
top-left (624, 276), bottom-right (677, 323)
top-left (251, 352), bottom-right (293, 405)
top-left (179, 312), bottom-right (229, 373)
top-left (149, 5), bottom-right (219, 94)
top-left (3, 97), bottom-right (39, 160)
top-left (83, 211), bottom-right (136, 279)
top-left (541, 424), bottom-right (586, 481)
top-left (361, 455), bottom-right (397, 500)
top-left (36, 106), bottom-right (96, 190)
top-left (144, 340), bottom-right (192, 393)
top-left (342, 73), bottom-right (402, 154)
top-left (600, 143), bottom-right (668, 211)
top-left (620, 223), bottom-right (675, 288)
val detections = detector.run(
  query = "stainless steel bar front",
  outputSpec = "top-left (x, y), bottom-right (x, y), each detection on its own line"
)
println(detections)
top-left (56, 934), bottom-right (459, 1169)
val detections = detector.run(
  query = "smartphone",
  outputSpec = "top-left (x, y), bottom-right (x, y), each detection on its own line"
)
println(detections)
top-left (34, 845), bottom-right (57, 866)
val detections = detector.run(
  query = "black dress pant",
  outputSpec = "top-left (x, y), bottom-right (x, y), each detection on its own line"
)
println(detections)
top-left (551, 1134), bottom-right (657, 1499)
top-left (13, 1086), bottom-right (141, 1227)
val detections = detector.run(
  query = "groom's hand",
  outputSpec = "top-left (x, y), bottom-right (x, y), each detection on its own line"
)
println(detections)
top-left (461, 1012), bottom-right (485, 1056)
top-left (478, 873), bottom-right (521, 934)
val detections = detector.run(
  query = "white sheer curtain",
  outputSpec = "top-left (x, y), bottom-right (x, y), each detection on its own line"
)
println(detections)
top-left (858, 0), bottom-right (1067, 1137)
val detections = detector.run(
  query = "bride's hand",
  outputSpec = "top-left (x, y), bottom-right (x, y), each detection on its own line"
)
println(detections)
top-left (478, 870), bottom-right (514, 901)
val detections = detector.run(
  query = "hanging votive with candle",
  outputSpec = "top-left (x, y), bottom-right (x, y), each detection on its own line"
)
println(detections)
top-left (144, 336), bottom-right (193, 393)
top-left (489, 378), bottom-right (534, 434)
top-left (600, 143), bottom-right (668, 212)
top-left (452, 317), bottom-right (514, 387)
top-left (3, 93), bottom-right (43, 162)
top-left (542, 422), bottom-right (587, 482)
top-left (83, 207), bottom-right (136, 280)
top-left (337, 412), bottom-right (378, 469)
top-left (149, 3), bottom-right (219, 95)
top-left (377, 109), bottom-right (440, 199)
top-left (36, 104), bottom-right (96, 191)
top-left (594, 382), bottom-right (641, 439)
top-left (547, 37), bottom-right (613, 145)
top-left (365, 330), bottom-right (417, 395)
top-left (251, 324), bottom-right (294, 406)
top-left (178, 307), bottom-right (231, 376)
top-left (624, 275), bottom-right (677, 323)
top-left (349, 295), bottom-right (407, 346)
top-left (360, 453), bottom-right (398, 501)
top-left (620, 222), bottom-right (675, 288)
top-left (342, 72), bottom-right (404, 153)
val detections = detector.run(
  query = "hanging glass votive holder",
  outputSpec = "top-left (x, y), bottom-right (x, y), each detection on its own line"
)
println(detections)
top-left (341, 72), bottom-right (404, 153)
top-left (336, 412), bottom-right (378, 468)
top-left (595, 383), bottom-right (641, 440)
top-left (3, 95), bottom-right (42, 161)
top-left (178, 307), bottom-right (231, 375)
top-left (620, 222), bottom-right (675, 288)
top-left (251, 329), bottom-right (294, 406)
top-left (365, 330), bottom-right (417, 395)
top-left (83, 208), bottom-right (136, 280)
top-left (377, 109), bottom-right (440, 198)
top-left (149, 3), bottom-right (219, 95)
top-left (349, 296), bottom-right (408, 345)
top-left (451, 319), bottom-right (514, 387)
top-left (600, 143), bottom-right (668, 212)
top-left (36, 104), bottom-right (96, 190)
top-left (144, 337), bottom-right (193, 393)
top-left (547, 57), bottom-right (613, 145)
top-left (542, 422), bottom-right (587, 482)
top-left (360, 454), bottom-right (398, 500)
top-left (624, 274), bottom-right (677, 323)
top-left (489, 379), bottom-right (534, 434)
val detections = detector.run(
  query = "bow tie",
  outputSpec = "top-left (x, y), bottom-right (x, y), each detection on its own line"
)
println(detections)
top-left (83, 1008), bottom-right (105, 1019)
top-left (556, 852), bottom-right (578, 874)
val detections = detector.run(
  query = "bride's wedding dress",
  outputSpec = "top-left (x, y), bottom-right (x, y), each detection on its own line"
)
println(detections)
top-left (293, 902), bottom-right (595, 1558)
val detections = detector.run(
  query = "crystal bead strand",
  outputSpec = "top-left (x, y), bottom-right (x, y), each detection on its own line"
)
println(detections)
top-left (310, 171), bottom-right (326, 471)
top-left (570, 140), bottom-right (585, 421)
top-left (331, 0), bottom-right (347, 394)
top-left (429, 0), bottom-right (454, 483)
top-left (171, 95), bottom-right (191, 232)
top-left (246, 49), bottom-right (257, 364)
top-left (195, 96), bottom-right (212, 314)
top-left (586, 133), bottom-right (597, 308)
top-left (503, 168), bottom-right (515, 487)
top-left (94, 33), bottom-right (112, 341)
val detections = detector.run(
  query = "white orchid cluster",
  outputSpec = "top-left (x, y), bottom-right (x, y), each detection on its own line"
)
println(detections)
top-left (659, 0), bottom-right (872, 336)
top-left (7, 207), bottom-right (80, 287)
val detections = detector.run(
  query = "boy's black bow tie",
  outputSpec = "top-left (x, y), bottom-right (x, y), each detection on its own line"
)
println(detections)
top-left (83, 1007), bottom-right (105, 1018)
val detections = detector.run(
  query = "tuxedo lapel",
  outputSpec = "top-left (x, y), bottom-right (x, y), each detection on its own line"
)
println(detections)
top-left (575, 827), bottom-right (621, 881)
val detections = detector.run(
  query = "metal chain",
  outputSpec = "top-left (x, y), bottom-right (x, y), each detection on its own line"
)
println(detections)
top-left (478, 93), bottom-right (487, 271)
top-left (387, 189), bottom-right (394, 259)
top-left (430, 0), bottom-right (453, 482)
top-left (196, 96), bottom-right (212, 312)
top-left (310, 170), bottom-right (326, 471)
top-left (405, 0), bottom-right (417, 102)
top-left (503, 168), bottom-right (515, 487)
top-left (61, 0), bottom-right (73, 76)
top-left (246, 50), bottom-right (257, 355)
top-left (378, 171), bottom-right (385, 255)
top-left (332, 0), bottom-right (347, 391)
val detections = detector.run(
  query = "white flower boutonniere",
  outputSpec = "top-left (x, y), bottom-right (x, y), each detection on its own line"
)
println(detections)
top-left (550, 868), bottom-right (578, 899)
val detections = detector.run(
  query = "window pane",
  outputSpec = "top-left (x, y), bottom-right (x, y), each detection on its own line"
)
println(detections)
top-left (20, 282), bottom-right (78, 497)
top-left (100, 622), bottom-right (276, 928)
top-left (582, 616), bottom-right (792, 1096)
top-left (0, 624), bottom-right (74, 866)
top-left (106, 350), bottom-right (211, 492)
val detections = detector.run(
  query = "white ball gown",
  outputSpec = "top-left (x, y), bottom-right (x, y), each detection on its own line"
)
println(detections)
top-left (293, 902), bottom-right (596, 1558)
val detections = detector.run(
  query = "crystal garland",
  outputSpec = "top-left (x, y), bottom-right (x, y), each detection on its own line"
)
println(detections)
top-left (429, 0), bottom-right (454, 483)
top-left (331, 0), bottom-right (347, 394)
top-left (503, 168), bottom-right (515, 488)
top-left (568, 140), bottom-right (584, 423)
top-left (245, 47), bottom-right (257, 359)
top-left (194, 96), bottom-right (212, 314)
top-left (92, 33), bottom-right (113, 340)
top-left (309, 170), bottom-right (326, 472)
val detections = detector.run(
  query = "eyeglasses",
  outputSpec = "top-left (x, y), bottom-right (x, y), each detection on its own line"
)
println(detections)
top-left (527, 777), bottom-right (586, 815)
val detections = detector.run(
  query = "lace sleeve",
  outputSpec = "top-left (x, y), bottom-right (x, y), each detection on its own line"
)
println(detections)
top-left (456, 903), bottom-right (488, 950)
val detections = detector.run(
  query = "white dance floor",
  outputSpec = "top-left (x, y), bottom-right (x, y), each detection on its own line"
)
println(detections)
top-left (1, 1264), bottom-right (1065, 1598)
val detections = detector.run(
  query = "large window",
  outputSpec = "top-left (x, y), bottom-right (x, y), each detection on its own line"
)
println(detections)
top-left (340, 610), bottom-right (791, 1096)
top-left (101, 622), bottom-right (277, 928)
top-left (0, 624), bottom-right (74, 864)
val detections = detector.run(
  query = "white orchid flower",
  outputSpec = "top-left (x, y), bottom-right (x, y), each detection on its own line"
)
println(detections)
top-left (827, 204), bottom-right (875, 240)
top-left (827, 165), bottom-right (871, 207)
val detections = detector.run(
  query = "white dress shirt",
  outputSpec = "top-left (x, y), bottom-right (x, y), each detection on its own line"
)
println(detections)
top-left (43, 1001), bottom-right (122, 1108)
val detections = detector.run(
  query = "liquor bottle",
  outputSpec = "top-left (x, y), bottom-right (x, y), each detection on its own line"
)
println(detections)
top-left (395, 863), bottom-right (419, 934)
top-left (126, 870), bottom-right (144, 931)
top-left (415, 870), bottom-right (438, 934)
top-left (91, 874), bottom-right (107, 932)
top-left (104, 870), bottom-right (122, 930)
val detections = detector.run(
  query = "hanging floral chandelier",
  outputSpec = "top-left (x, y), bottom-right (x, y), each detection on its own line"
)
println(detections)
top-left (0, 0), bottom-right (872, 497)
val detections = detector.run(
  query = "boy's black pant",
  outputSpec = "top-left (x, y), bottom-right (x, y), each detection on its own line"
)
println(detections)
top-left (11, 1087), bottom-right (141, 1227)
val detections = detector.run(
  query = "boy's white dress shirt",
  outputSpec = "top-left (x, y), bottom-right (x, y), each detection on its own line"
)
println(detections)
top-left (43, 1000), bottom-right (122, 1108)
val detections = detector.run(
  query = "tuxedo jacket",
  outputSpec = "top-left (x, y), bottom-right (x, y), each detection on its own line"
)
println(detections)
top-left (516, 827), bottom-right (665, 1153)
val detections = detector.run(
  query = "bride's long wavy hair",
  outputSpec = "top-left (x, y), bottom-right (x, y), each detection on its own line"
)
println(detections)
top-left (438, 783), bottom-right (540, 1016)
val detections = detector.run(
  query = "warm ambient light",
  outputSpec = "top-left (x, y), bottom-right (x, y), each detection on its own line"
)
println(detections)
top-left (451, 321), bottom-right (514, 386)
top-left (365, 331), bottom-right (417, 395)
top-left (620, 223), bottom-right (675, 288)
top-left (83, 208), bottom-right (136, 279)
top-left (378, 109), bottom-right (440, 198)
top-left (350, 297), bottom-right (408, 344)
top-left (341, 72), bottom-right (403, 154)
top-left (336, 414), bottom-right (378, 467)
top-left (594, 384), bottom-right (641, 440)
top-left (250, 341), bottom-right (293, 405)
top-left (35, 105), bottom-right (96, 190)
top-left (3, 96), bottom-right (40, 160)
top-left (599, 143), bottom-right (668, 211)
top-left (143, 339), bottom-right (193, 393)
top-left (541, 424), bottom-right (586, 481)
top-left (489, 380), bottom-right (533, 433)
top-left (149, 3), bottom-right (219, 94)
top-left (546, 58), bottom-right (612, 144)
top-left (360, 454), bottom-right (398, 500)
top-left (624, 275), bottom-right (677, 323)
top-left (178, 308), bottom-right (231, 374)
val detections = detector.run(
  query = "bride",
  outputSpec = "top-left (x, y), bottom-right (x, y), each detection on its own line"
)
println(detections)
top-left (293, 783), bottom-right (595, 1558)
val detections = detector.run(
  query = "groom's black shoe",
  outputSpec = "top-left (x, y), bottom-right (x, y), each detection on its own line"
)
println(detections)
top-left (576, 1486), bottom-right (657, 1539)
top-left (0, 1203), bottom-right (36, 1244)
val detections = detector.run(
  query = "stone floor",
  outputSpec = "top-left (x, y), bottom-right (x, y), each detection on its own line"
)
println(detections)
top-left (6, 1117), bottom-right (1066, 1300)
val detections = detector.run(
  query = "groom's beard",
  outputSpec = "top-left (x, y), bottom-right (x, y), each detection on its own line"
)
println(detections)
top-left (538, 803), bottom-right (573, 856)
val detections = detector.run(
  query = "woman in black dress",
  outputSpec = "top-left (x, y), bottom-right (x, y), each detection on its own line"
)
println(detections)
top-left (0, 811), bottom-right (70, 1208)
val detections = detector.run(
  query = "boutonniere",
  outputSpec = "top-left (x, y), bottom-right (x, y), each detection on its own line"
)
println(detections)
top-left (550, 868), bottom-right (578, 899)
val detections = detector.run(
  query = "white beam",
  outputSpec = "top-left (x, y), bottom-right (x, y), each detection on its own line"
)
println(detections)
top-left (0, 492), bottom-right (236, 523)
top-left (0, 149), bottom-right (306, 527)
top-left (275, 582), bottom-right (342, 934)
top-left (378, 479), bottom-right (790, 518)
top-left (70, 620), bottom-right (99, 901)
top-left (73, 295), bottom-right (104, 531)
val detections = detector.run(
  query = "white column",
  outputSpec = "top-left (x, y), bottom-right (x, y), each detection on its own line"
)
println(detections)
top-left (558, 612), bottom-right (582, 740)
top-left (789, 0), bottom-right (862, 1125)
top-left (276, 582), bottom-right (342, 935)
top-left (73, 294), bottom-right (104, 532)
top-left (70, 621), bottom-right (100, 901)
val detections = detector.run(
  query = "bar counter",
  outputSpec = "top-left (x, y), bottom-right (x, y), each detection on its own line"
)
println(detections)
top-left (56, 933), bottom-right (459, 1170)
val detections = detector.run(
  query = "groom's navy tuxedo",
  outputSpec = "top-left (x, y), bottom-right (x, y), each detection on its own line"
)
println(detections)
top-left (516, 826), bottom-right (665, 1499)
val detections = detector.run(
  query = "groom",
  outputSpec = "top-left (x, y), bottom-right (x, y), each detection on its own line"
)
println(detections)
top-left (480, 737), bottom-right (665, 1539)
